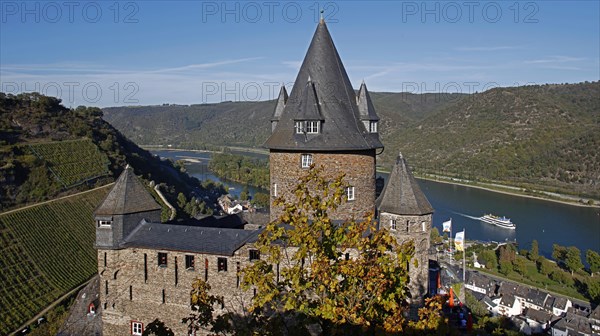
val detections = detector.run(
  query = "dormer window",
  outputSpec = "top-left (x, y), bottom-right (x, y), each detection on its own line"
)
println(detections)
top-left (306, 121), bottom-right (319, 134)
top-left (295, 121), bottom-right (320, 134)
top-left (295, 121), bottom-right (303, 134)
top-left (369, 121), bottom-right (378, 133)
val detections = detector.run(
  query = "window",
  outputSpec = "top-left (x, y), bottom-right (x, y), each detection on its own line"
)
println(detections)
top-left (158, 252), bottom-right (167, 267)
top-left (306, 121), bottom-right (319, 133)
top-left (218, 258), bottom-right (228, 272)
top-left (273, 183), bottom-right (277, 197)
top-left (406, 220), bottom-right (410, 232)
top-left (249, 249), bottom-right (260, 261)
top-left (345, 253), bottom-right (350, 261)
top-left (390, 219), bottom-right (397, 231)
top-left (422, 221), bottom-right (426, 232)
top-left (144, 254), bottom-right (148, 282)
top-left (295, 121), bottom-right (303, 134)
top-left (301, 154), bottom-right (313, 168)
top-left (369, 121), bottom-right (378, 133)
top-left (131, 321), bottom-right (143, 335)
top-left (185, 255), bottom-right (195, 270)
top-left (345, 186), bottom-right (355, 201)
top-left (104, 252), bottom-right (107, 267)
top-left (129, 286), bottom-right (132, 301)
top-left (98, 220), bottom-right (112, 227)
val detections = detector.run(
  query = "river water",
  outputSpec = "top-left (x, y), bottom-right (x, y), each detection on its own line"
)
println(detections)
top-left (152, 149), bottom-right (600, 258)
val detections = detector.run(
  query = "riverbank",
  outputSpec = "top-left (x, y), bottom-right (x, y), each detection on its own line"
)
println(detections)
top-left (415, 173), bottom-right (599, 209)
top-left (145, 146), bottom-right (599, 209)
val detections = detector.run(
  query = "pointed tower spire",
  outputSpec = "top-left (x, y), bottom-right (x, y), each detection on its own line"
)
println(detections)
top-left (377, 152), bottom-right (433, 215)
top-left (264, 21), bottom-right (383, 150)
top-left (271, 85), bottom-right (288, 132)
top-left (357, 81), bottom-right (380, 133)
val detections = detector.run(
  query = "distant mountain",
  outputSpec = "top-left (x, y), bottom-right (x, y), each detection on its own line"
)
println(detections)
top-left (0, 92), bottom-right (218, 211)
top-left (103, 82), bottom-right (600, 198)
top-left (102, 92), bottom-right (466, 149)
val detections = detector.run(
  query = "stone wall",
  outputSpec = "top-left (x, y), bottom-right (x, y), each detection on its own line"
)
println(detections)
top-left (269, 150), bottom-right (376, 222)
top-left (98, 244), bottom-right (258, 336)
top-left (379, 212), bottom-right (432, 304)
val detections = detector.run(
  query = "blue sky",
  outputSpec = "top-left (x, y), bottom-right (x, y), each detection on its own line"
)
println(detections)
top-left (1, 1), bottom-right (598, 106)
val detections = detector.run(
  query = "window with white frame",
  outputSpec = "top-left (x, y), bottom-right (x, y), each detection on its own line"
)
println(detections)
top-left (422, 221), bottom-right (426, 232)
top-left (369, 121), bottom-right (378, 133)
top-left (306, 121), bottom-right (319, 133)
top-left (301, 154), bottom-right (313, 168)
top-left (131, 321), bottom-right (143, 335)
top-left (273, 183), bottom-right (277, 197)
top-left (98, 220), bottom-right (112, 227)
top-left (295, 121), bottom-right (304, 134)
top-left (390, 219), bottom-right (397, 230)
top-left (345, 186), bottom-right (355, 201)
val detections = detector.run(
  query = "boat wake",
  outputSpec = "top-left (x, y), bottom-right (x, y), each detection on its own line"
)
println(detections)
top-left (450, 211), bottom-right (480, 221)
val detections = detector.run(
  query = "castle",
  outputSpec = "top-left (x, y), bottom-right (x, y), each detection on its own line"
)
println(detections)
top-left (96, 20), bottom-right (433, 335)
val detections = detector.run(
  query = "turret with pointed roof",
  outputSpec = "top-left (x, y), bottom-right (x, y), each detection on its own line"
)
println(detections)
top-left (264, 21), bottom-right (383, 151)
top-left (266, 21), bottom-right (383, 222)
top-left (377, 152), bottom-right (433, 216)
top-left (95, 166), bottom-right (162, 249)
top-left (377, 152), bottom-right (434, 305)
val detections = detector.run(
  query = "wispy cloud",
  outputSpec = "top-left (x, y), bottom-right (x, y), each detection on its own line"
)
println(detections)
top-left (455, 46), bottom-right (519, 52)
top-left (525, 56), bottom-right (586, 64)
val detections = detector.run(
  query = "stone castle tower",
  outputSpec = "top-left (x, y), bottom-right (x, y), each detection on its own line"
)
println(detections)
top-left (94, 22), bottom-right (435, 335)
top-left (264, 19), bottom-right (383, 222)
top-left (94, 166), bottom-right (162, 249)
top-left (376, 153), bottom-right (434, 302)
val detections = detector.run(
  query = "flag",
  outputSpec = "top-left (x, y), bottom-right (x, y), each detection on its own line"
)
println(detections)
top-left (454, 230), bottom-right (465, 251)
top-left (442, 219), bottom-right (452, 232)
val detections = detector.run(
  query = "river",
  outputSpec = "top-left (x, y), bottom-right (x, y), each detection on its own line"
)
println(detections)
top-left (152, 149), bottom-right (600, 258)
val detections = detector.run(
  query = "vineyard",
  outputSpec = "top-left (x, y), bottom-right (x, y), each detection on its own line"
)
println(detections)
top-left (0, 186), bottom-right (110, 335)
top-left (28, 139), bottom-right (110, 188)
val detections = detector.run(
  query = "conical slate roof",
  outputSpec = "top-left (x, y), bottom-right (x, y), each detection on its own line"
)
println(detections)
top-left (271, 85), bottom-right (288, 122)
top-left (377, 153), bottom-right (434, 215)
top-left (357, 82), bottom-right (379, 121)
top-left (264, 21), bottom-right (383, 151)
top-left (95, 166), bottom-right (161, 216)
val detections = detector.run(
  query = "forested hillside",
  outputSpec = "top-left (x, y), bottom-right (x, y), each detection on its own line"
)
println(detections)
top-left (104, 82), bottom-right (599, 198)
top-left (0, 92), bottom-right (225, 212)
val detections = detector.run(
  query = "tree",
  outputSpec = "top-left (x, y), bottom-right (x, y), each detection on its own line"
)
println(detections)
top-left (177, 192), bottom-right (187, 209)
top-left (537, 256), bottom-right (554, 276)
top-left (498, 245), bottom-right (515, 275)
top-left (529, 240), bottom-right (539, 261)
top-left (251, 192), bottom-right (270, 208)
top-left (552, 244), bottom-right (567, 264)
top-left (586, 250), bottom-right (600, 276)
top-left (586, 278), bottom-right (600, 304)
top-left (430, 227), bottom-right (442, 245)
top-left (143, 319), bottom-right (174, 336)
top-left (183, 278), bottom-right (228, 335)
top-left (564, 246), bottom-right (584, 275)
top-left (513, 257), bottom-right (527, 276)
top-left (241, 166), bottom-right (420, 333)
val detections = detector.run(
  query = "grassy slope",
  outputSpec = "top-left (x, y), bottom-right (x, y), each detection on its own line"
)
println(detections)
top-left (0, 186), bottom-right (110, 335)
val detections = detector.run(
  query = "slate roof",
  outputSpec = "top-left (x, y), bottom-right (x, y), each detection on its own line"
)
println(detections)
top-left (271, 86), bottom-right (288, 122)
top-left (377, 152), bottom-right (434, 215)
top-left (553, 312), bottom-right (592, 334)
top-left (590, 305), bottom-right (600, 322)
top-left (466, 271), bottom-right (495, 289)
top-left (264, 21), bottom-right (383, 151)
top-left (357, 82), bottom-right (379, 121)
top-left (95, 166), bottom-right (161, 216)
top-left (523, 308), bottom-right (552, 323)
top-left (500, 294), bottom-right (516, 307)
top-left (120, 220), bottom-right (260, 256)
top-left (526, 288), bottom-right (549, 307)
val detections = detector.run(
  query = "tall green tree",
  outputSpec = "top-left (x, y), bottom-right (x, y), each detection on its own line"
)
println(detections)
top-left (587, 250), bottom-right (600, 276)
top-left (529, 240), bottom-right (539, 261)
top-left (241, 166), bottom-right (425, 333)
top-left (552, 244), bottom-right (567, 264)
top-left (565, 246), bottom-right (584, 275)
